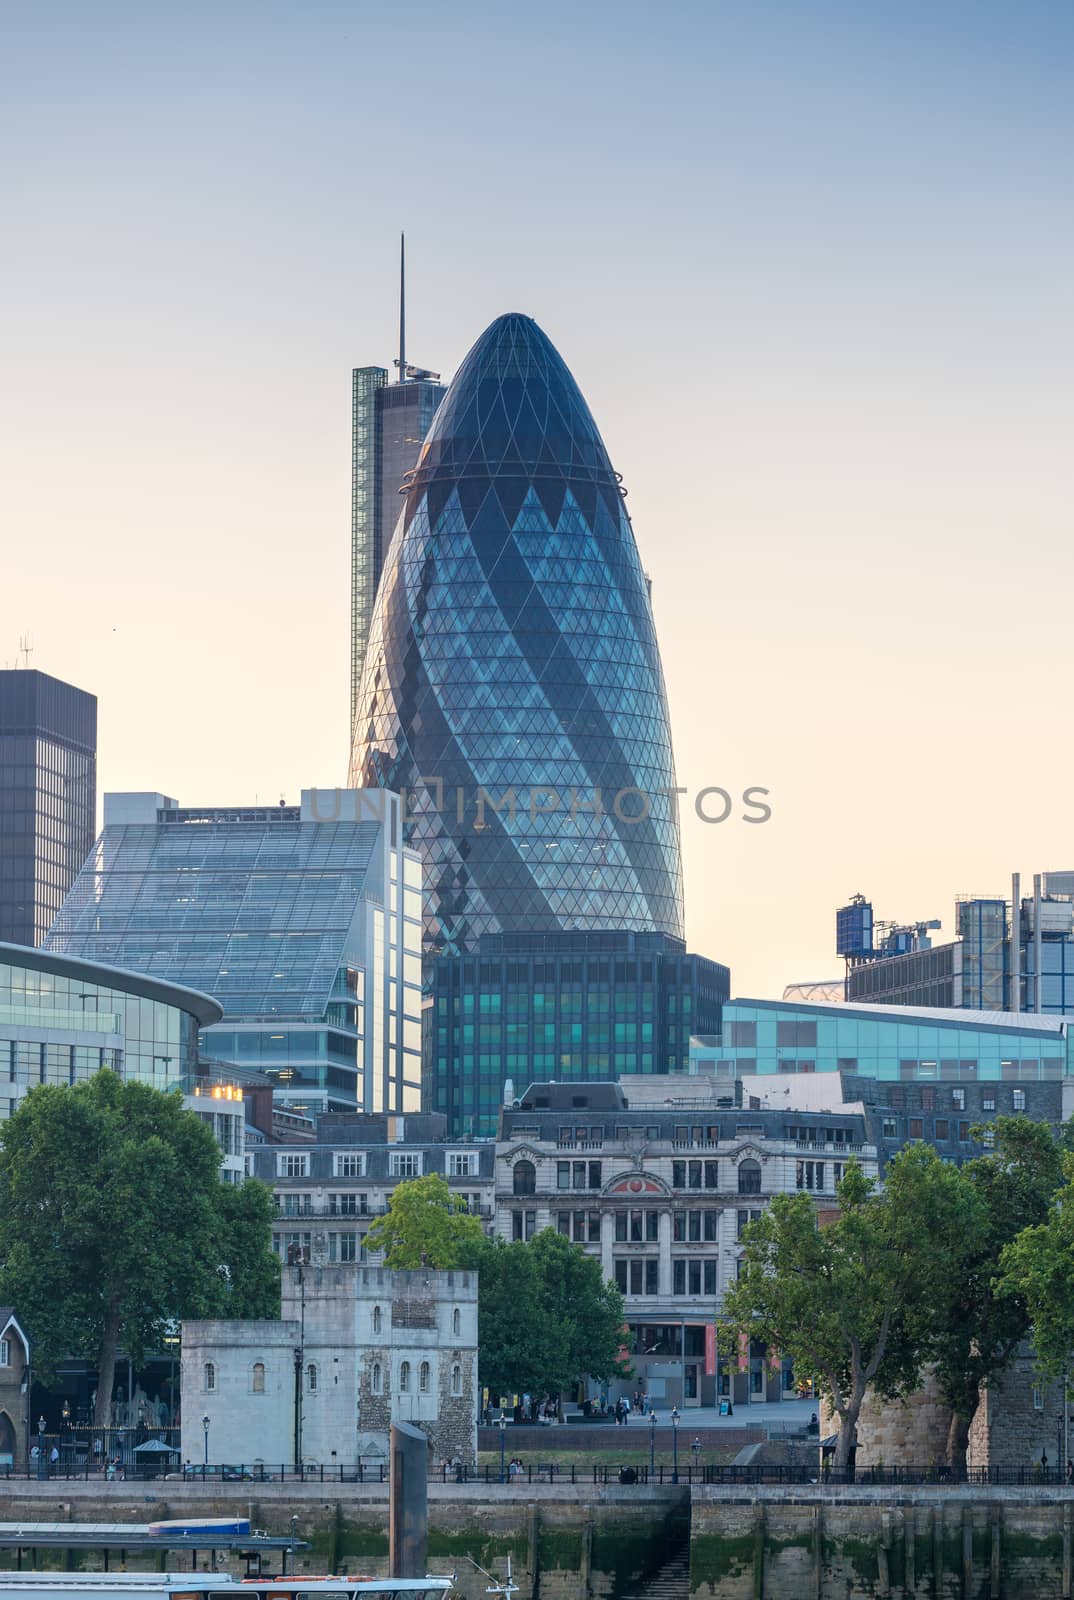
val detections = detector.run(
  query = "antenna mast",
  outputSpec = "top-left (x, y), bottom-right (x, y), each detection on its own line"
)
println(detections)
top-left (398, 231), bottom-right (406, 383)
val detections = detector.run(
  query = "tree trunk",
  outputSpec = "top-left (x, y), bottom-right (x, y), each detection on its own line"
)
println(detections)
top-left (94, 1295), bottom-right (122, 1428)
top-left (946, 1379), bottom-right (979, 1472)
top-left (834, 1401), bottom-right (861, 1470)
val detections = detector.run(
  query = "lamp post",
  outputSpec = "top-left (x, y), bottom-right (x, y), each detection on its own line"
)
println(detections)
top-left (202, 1413), bottom-right (210, 1468)
top-left (498, 1413), bottom-right (507, 1484)
top-left (36, 1415), bottom-right (46, 1480)
top-left (649, 1412), bottom-right (656, 1480)
top-left (692, 1437), bottom-right (702, 1480)
top-left (671, 1407), bottom-right (680, 1484)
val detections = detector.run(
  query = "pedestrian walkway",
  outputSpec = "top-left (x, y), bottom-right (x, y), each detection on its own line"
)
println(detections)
top-left (614, 1398), bottom-right (816, 1430)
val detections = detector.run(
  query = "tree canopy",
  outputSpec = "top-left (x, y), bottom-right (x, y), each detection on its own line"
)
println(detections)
top-left (0, 1070), bottom-right (279, 1425)
top-left (363, 1171), bottom-right (486, 1267)
top-left (999, 1148), bottom-right (1074, 1380)
top-left (722, 1147), bottom-right (978, 1466)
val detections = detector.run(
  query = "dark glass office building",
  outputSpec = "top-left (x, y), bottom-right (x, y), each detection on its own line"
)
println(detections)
top-left (431, 931), bottom-right (729, 1136)
top-left (0, 670), bottom-right (96, 947)
top-left (350, 313), bottom-right (684, 959)
top-left (351, 369), bottom-right (446, 730)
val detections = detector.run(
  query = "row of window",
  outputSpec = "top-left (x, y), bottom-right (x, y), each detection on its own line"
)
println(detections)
top-left (514, 1158), bottom-right (763, 1195)
top-left (275, 1150), bottom-right (480, 1179)
top-left (613, 1259), bottom-right (721, 1296)
top-left (370, 1360), bottom-right (464, 1396)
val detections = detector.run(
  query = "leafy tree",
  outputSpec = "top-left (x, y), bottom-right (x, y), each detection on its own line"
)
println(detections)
top-left (0, 1070), bottom-right (278, 1426)
top-left (215, 1177), bottom-right (281, 1317)
top-left (722, 1148), bottom-right (977, 1467)
top-left (528, 1229), bottom-right (629, 1401)
top-left (470, 1238), bottom-right (571, 1397)
top-left (998, 1148), bottom-right (1074, 1380)
top-left (364, 1172), bottom-right (485, 1267)
top-left (927, 1117), bottom-right (1064, 1467)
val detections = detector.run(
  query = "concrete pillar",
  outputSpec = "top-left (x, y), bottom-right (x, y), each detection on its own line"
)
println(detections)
top-left (932, 1507), bottom-right (943, 1600)
top-left (388, 1421), bottom-right (427, 1578)
top-left (752, 1504), bottom-right (765, 1600)
top-left (812, 1505), bottom-right (823, 1600)
top-left (904, 1509), bottom-right (915, 1597)
top-left (659, 1210), bottom-right (673, 1296)
top-left (961, 1505), bottom-right (973, 1599)
top-left (990, 1507), bottom-right (1001, 1600)
top-left (600, 1212), bottom-right (614, 1279)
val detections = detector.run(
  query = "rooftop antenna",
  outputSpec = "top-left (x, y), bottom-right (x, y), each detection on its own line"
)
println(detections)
top-left (398, 230), bottom-right (406, 383)
top-left (18, 634), bottom-right (33, 669)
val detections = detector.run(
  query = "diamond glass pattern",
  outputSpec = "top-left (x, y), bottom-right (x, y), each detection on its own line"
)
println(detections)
top-left (349, 314), bottom-right (684, 957)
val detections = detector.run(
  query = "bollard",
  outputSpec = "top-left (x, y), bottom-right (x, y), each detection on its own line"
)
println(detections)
top-left (388, 1422), bottom-right (428, 1578)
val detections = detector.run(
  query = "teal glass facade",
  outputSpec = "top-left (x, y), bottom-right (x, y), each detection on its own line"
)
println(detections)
top-left (691, 999), bottom-right (1072, 1081)
top-left (350, 313), bottom-right (683, 959)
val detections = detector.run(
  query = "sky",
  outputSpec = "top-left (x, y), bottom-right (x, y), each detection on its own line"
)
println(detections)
top-left (2, 0), bottom-right (1073, 997)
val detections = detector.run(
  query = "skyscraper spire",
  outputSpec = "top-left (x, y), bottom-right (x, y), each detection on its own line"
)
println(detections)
top-left (398, 231), bottom-right (406, 382)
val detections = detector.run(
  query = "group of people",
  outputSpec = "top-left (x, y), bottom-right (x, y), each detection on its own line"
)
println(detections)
top-left (609, 1390), bottom-right (650, 1424)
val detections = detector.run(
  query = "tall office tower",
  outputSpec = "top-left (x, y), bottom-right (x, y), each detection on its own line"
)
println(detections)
top-left (0, 668), bottom-right (96, 947)
top-left (47, 789), bottom-right (424, 1116)
top-left (350, 243), bottom-right (447, 731)
top-left (350, 312), bottom-right (684, 960)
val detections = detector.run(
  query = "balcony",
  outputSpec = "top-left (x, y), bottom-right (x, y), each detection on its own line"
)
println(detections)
top-left (556, 1140), bottom-right (604, 1151)
top-left (671, 1139), bottom-right (719, 1151)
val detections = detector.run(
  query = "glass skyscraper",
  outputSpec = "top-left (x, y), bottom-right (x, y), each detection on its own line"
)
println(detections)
top-left (351, 368), bottom-right (446, 731)
top-left (0, 669), bottom-right (96, 947)
top-left (350, 313), bottom-right (684, 959)
top-left (46, 789), bottom-right (423, 1116)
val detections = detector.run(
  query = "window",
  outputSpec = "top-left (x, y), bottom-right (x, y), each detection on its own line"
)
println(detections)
top-left (0, 1338), bottom-right (9, 1368)
top-left (252, 1362), bottom-right (265, 1393)
top-left (448, 1151), bottom-right (478, 1177)
top-left (645, 1260), bottom-right (659, 1295)
top-left (729, 1020), bottom-right (756, 1047)
top-left (334, 1151), bottom-right (365, 1177)
top-left (399, 1361), bottom-right (411, 1393)
top-left (513, 1160), bottom-right (536, 1195)
top-left (372, 1362), bottom-right (383, 1394)
top-left (451, 1363), bottom-right (462, 1396)
top-left (737, 1208), bottom-right (760, 1240)
top-left (281, 1192), bottom-right (311, 1215)
top-left (204, 1362), bottom-right (216, 1392)
top-left (277, 1152), bottom-right (309, 1178)
top-left (908, 1118), bottom-right (923, 1140)
top-left (935, 1119), bottom-right (949, 1140)
top-left (921, 1087), bottom-right (935, 1111)
top-left (983, 1096), bottom-right (996, 1112)
top-left (952, 1088), bottom-right (965, 1111)
top-left (512, 1209), bottom-right (536, 1240)
top-left (419, 1361), bottom-right (431, 1393)
top-left (738, 1160), bottom-right (762, 1195)
top-left (389, 1152), bottom-right (422, 1178)
top-left (330, 1193), bottom-right (367, 1215)
top-left (1033, 1386), bottom-right (1044, 1412)
top-left (777, 1020), bottom-right (817, 1047)
top-left (959, 1121), bottom-right (970, 1141)
top-left (307, 1363), bottom-right (318, 1393)
top-left (882, 1117), bottom-right (896, 1138)
top-left (557, 1160), bottom-right (571, 1190)
top-left (1013, 1089), bottom-right (1026, 1111)
top-left (796, 1160), bottom-right (825, 1191)
top-left (372, 1305), bottom-right (382, 1335)
top-left (330, 1231), bottom-right (358, 1263)
top-left (452, 1307), bottom-right (461, 1337)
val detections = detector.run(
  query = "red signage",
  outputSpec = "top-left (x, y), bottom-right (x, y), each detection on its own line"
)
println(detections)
top-left (704, 1323), bottom-right (717, 1376)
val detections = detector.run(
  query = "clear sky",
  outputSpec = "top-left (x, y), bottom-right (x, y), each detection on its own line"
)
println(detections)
top-left (3, 0), bottom-right (1073, 996)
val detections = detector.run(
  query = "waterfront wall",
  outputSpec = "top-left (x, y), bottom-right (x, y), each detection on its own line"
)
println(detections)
top-left (0, 1480), bottom-right (1071, 1599)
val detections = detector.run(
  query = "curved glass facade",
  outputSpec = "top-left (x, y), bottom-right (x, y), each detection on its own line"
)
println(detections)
top-left (350, 313), bottom-right (683, 957)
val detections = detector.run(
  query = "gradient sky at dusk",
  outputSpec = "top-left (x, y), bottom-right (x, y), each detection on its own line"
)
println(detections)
top-left (3, 0), bottom-right (1073, 995)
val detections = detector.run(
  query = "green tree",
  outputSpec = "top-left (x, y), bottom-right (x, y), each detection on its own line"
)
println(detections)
top-left (215, 1178), bottom-right (281, 1317)
top-left (528, 1229), bottom-right (629, 1399)
top-left (364, 1172), bottom-right (485, 1267)
top-left (723, 1149), bottom-right (977, 1467)
top-left (927, 1117), bottom-right (1064, 1467)
top-left (998, 1148), bottom-right (1074, 1380)
top-left (471, 1238), bottom-right (571, 1397)
top-left (0, 1070), bottom-right (278, 1426)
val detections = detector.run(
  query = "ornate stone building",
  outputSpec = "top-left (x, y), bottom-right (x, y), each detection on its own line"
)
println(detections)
top-left (181, 1263), bottom-right (478, 1469)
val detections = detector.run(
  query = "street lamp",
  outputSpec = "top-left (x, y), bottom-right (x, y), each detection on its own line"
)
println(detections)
top-left (649, 1412), bottom-right (656, 1480)
top-left (202, 1414), bottom-right (210, 1468)
top-left (36, 1415), bottom-right (46, 1481)
top-left (498, 1413), bottom-right (507, 1484)
top-left (671, 1407), bottom-right (680, 1484)
top-left (692, 1437), bottom-right (701, 1480)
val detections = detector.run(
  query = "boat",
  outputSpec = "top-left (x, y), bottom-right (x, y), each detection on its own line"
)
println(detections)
top-left (0, 1578), bottom-right (455, 1600)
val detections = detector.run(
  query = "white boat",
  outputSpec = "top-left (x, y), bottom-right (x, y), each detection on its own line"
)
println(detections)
top-left (0, 1578), bottom-right (455, 1600)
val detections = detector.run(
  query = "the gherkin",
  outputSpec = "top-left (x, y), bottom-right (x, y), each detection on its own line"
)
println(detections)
top-left (349, 312), bottom-right (683, 958)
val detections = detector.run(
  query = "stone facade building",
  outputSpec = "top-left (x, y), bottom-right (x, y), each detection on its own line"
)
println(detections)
top-left (496, 1078), bottom-right (877, 1409)
top-left (181, 1262), bottom-right (478, 1469)
top-left (0, 1309), bottom-right (30, 1471)
top-left (246, 1111), bottom-right (496, 1266)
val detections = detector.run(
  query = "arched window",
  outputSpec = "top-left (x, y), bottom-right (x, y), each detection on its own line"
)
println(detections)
top-left (738, 1159), bottom-right (762, 1196)
top-left (372, 1362), bottom-right (382, 1395)
top-left (451, 1363), bottom-right (462, 1397)
top-left (307, 1363), bottom-right (318, 1393)
top-left (452, 1307), bottom-right (461, 1337)
top-left (419, 1361), bottom-right (430, 1393)
top-left (252, 1361), bottom-right (266, 1393)
top-left (513, 1160), bottom-right (536, 1196)
top-left (372, 1305), bottom-right (382, 1335)
top-left (204, 1362), bottom-right (215, 1392)
top-left (399, 1360), bottom-right (411, 1393)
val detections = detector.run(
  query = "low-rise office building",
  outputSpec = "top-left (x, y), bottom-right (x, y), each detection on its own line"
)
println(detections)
top-left (495, 1078), bottom-right (876, 1409)
top-left (246, 1112), bottom-right (496, 1264)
